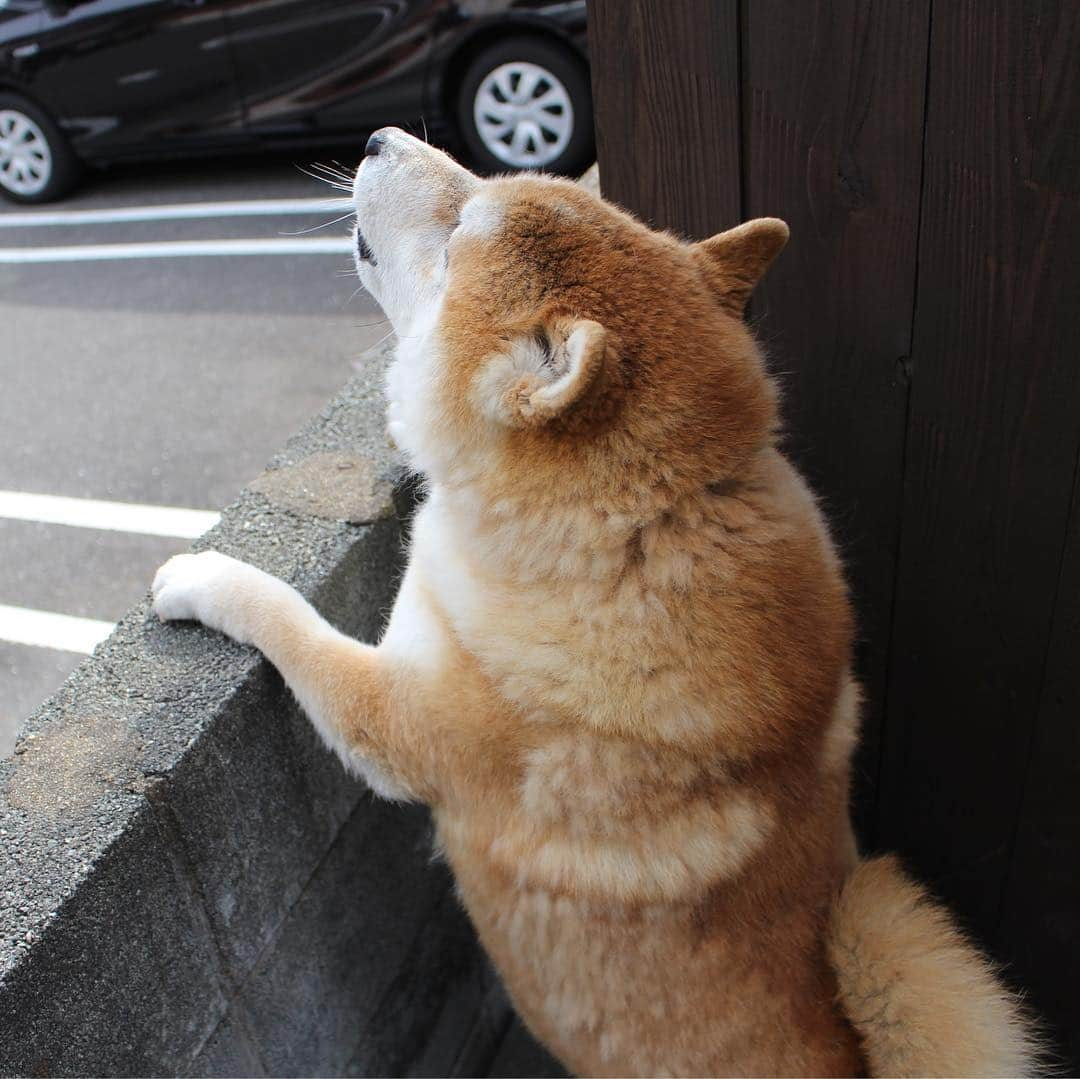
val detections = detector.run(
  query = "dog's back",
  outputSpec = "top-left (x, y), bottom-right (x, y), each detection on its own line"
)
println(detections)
top-left (404, 438), bottom-right (867, 1074)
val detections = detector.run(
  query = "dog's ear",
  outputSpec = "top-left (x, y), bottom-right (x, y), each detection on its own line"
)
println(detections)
top-left (479, 318), bottom-right (608, 428)
top-left (692, 218), bottom-right (789, 316)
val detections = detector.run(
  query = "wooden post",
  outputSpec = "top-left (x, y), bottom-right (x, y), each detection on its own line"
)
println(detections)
top-left (586, 0), bottom-right (1080, 1065)
top-left (587, 0), bottom-right (741, 238)
top-left (876, 0), bottom-right (1080, 1008)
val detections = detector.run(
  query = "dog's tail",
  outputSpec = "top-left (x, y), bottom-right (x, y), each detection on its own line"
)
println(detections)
top-left (828, 855), bottom-right (1044, 1077)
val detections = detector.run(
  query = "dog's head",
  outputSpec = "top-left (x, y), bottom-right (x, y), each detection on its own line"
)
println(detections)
top-left (352, 128), bottom-right (787, 508)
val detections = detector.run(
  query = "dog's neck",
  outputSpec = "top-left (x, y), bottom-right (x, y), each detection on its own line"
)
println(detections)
top-left (426, 446), bottom-right (776, 589)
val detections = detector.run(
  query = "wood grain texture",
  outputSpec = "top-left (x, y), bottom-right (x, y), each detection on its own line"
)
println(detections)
top-left (877, 1), bottom-right (1080, 1019)
top-left (740, 0), bottom-right (930, 841)
top-left (586, 0), bottom-right (1080, 1061)
top-left (991, 3), bottom-right (1080, 1064)
top-left (997, 451), bottom-right (1080, 1067)
top-left (587, 0), bottom-right (741, 238)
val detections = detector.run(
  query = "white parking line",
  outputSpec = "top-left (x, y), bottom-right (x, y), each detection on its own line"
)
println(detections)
top-left (0, 604), bottom-right (114, 654)
top-left (0, 491), bottom-right (220, 539)
top-left (0, 197), bottom-right (352, 228)
top-left (0, 237), bottom-right (355, 264)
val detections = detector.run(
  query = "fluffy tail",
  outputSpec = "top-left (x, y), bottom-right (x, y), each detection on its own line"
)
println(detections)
top-left (828, 855), bottom-right (1044, 1077)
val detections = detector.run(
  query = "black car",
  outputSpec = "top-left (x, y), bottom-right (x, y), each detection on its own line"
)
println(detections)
top-left (0, 0), bottom-right (590, 203)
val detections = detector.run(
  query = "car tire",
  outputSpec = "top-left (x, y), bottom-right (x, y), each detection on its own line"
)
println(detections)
top-left (0, 93), bottom-right (81, 204)
top-left (456, 35), bottom-right (594, 177)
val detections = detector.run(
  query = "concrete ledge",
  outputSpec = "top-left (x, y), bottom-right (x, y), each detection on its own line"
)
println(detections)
top-left (0, 347), bottom-right (514, 1075)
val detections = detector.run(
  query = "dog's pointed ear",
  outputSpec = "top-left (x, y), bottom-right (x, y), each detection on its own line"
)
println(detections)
top-left (480, 318), bottom-right (608, 428)
top-left (692, 218), bottom-right (789, 316)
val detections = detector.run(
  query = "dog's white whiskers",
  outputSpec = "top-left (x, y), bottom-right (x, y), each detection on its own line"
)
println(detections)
top-left (311, 161), bottom-right (355, 184)
top-left (281, 210), bottom-right (356, 237)
top-left (310, 158), bottom-right (351, 175)
top-left (350, 307), bottom-right (388, 323)
top-left (370, 325), bottom-right (398, 350)
top-left (329, 159), bottom-right (356, 180)
top-left (299, 176), bottom-right (352, 195)
top-left (298, 163), bottom-right (354, 193)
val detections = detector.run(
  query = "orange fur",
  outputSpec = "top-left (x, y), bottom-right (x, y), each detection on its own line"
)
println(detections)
top-left (154, 130), bottom-right (1041, 1077)
top-left (830, 856), bottom-right (1044, 1077)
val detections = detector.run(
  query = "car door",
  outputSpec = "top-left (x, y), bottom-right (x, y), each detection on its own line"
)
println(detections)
top-left (221, 0), bottom-right (439, 138)
top-left (26, 0), bottom-right (243, 159)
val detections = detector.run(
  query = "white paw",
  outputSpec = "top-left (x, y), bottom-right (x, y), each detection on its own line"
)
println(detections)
top-left (152, 551), bottom-right (260, 643)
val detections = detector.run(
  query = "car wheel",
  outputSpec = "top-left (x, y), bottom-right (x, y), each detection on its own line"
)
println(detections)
top-left (457, 36), bottom-right (594, 176)
top-left (0, 94), bottom-right (81, 204)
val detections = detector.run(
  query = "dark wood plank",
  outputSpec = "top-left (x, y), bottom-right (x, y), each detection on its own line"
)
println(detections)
top-left (992, 5), bottom-right (1080, 1065)
top-left (877, 0), bottom-right (1080, 998)
top-left (587, 0), bottom-right (741, 238)
top-left (997, 453), bottom-right (1080, 1069)
top-left (587, 0), bottom-right (1080, 1056)
top-left (740, 0), bottom-right (931, 841)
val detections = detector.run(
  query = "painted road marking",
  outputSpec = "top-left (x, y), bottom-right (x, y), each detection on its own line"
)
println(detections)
top-left (0, 491), bottom-right (220, 539)
top-left (0, 237), bottom-right (354, 264)
top-left (0, 197), bottom-right (352, 228)
top-left (0, 604), bottom-right (114, 654)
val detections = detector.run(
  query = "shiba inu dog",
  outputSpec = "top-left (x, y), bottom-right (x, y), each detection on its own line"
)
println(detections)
top-left (153, 129), bottom-right (1039, 1076)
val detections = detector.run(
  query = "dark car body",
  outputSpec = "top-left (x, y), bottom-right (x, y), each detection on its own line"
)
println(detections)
top-left (0, 0), bottom-right (586, 165)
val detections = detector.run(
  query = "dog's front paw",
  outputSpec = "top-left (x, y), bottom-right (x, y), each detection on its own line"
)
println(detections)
top-left (152, 551), bottom-right (261, 644)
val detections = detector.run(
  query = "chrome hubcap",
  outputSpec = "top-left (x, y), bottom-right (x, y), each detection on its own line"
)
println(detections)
top-left (473, 61), bottom-right (574, 169)
top-left (0, 109), bottom-right (52, 196)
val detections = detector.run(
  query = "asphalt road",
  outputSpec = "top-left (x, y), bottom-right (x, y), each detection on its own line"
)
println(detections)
top-left (2, 151), bottom-right (390, 755)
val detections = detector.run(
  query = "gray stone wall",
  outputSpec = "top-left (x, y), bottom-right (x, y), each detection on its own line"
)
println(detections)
top-left (0, 357), bottom-right (513, 1076)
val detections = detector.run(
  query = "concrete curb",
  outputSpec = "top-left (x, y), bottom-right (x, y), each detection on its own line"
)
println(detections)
top-left (0, 346), bottom-right (511, 1076)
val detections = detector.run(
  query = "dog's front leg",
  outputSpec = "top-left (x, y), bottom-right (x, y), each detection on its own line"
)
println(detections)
top-left (152, 551), bottom-right (432, 803)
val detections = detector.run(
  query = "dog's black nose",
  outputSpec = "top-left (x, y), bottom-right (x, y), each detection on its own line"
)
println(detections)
top-left (365, 132), bottom-right (385, 158)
